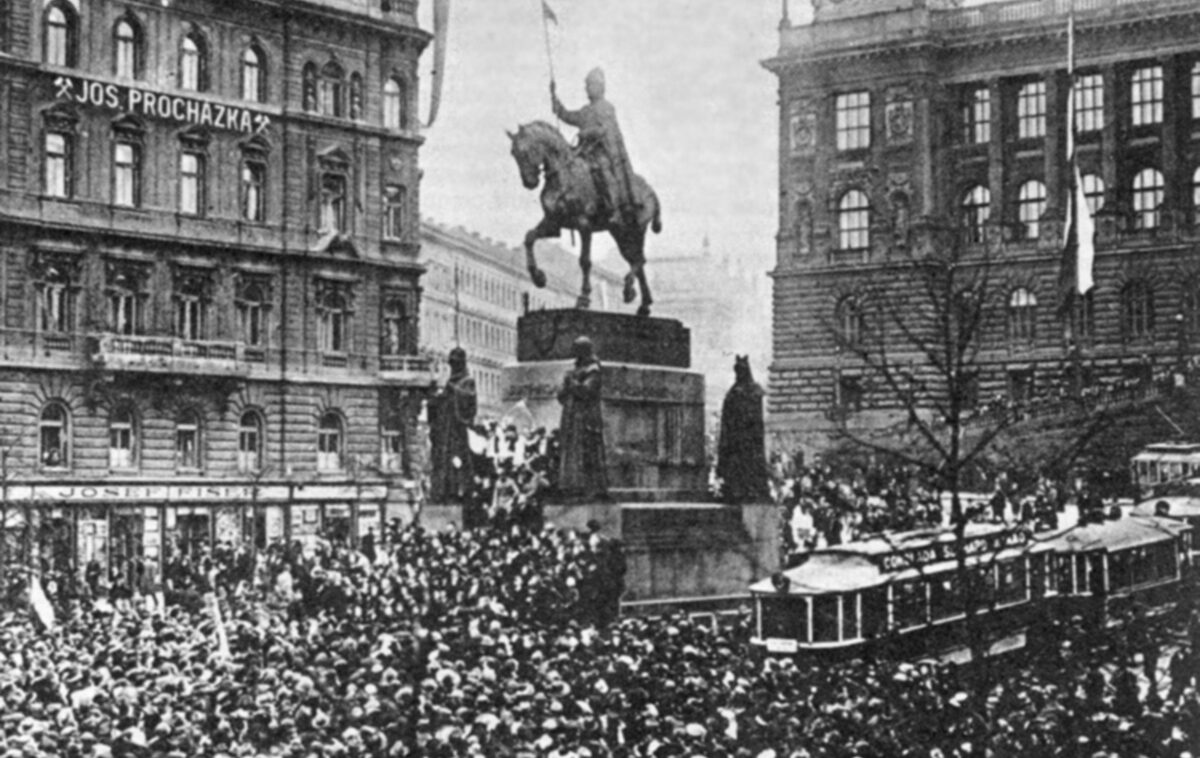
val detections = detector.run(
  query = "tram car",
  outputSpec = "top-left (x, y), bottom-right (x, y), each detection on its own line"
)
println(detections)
top-left (750, 523), bottom-right (1054, 662)
top-left (751, 515), bottom-right (1192, 661)
top-left (1044, 514), bottom-right (1192, 627)
top-left (1132, 496), bottom-right (1200, 558)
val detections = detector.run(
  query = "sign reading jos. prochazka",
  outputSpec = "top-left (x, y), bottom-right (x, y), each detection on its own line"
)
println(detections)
top-left (53, 74), bottom-right (272, 135)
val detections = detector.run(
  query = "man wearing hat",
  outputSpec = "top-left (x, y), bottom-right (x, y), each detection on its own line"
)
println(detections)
top-left (551, 67), bottom-right (638, 229)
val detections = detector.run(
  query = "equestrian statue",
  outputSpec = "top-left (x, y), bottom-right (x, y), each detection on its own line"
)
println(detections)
top-left (508, 67), bottom-right (662, 317)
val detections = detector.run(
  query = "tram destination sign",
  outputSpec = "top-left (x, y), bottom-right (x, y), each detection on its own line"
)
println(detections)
top-left (52, 74), bottom-right (271, 135)
top-left (877, 530), bottom-right (1029, 573)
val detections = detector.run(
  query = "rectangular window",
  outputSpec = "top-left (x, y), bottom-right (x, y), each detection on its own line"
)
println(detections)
top-left (835, 91), bottom-right (871, 151)
top-left (44, 132), bottom-right (70, 198)
top-left (320, 175), bottom-right (347, 233)
top-left (239, 300), bottom-right (264, 346)
top-left (1192, 63), bottom-right (1200, 120)
top-left (242, 161), bottom-right (266, 222)
top-left (179, 152), bottom-right (204, 215)
top-left (39, 283), bottom-right (71, 334)
top-left (175, 295), bottom-right (204, 340)
top-left (176, 424), bottom-right (198, 469)
top-left (837, 375), bottom-right (863, 412)
top-left (381, 425), bottom-right (404, 472)
top-left (1131, 65), bottom-right (1163, 126)
top-left (109, 422), bottom-right (134, 470)
top-left (1074, 73), bottom-right (1104, 134)
top-left (384, 185), bottom-right (406, 239)
top-left (113, 141), bottom-right (140, 207)
top-left (961, 86), bottom-right (990, 144)
top-left (1017, 81), bottom-right (1046, 139)
top-left (110, 292), bottom-right (141, 335)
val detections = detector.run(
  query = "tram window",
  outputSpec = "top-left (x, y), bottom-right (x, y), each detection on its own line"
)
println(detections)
top-left (1030, 553), bottom-right (1048, 598)
top-left (893, 581), bottom-right (927, 629)
top-left (1154, 543), bottom-right (1179, 580)
top-left (1134, 546), bottom-right (1160, 585)
top-left (1074, 555), bottom-right (1090, 594)
top-left (812, 595), bottom-right (840, 642)
top-left (760, 597), bottom-right (808, 641)
top-left (996, 560), bottom-right (1027, 605)
top-left (862, 588), bottom-right (887, 638)
top-left (1088, 554), bottom-right (1106, 595)
top-left (842, 594), bottom-right (860, 641)
top-left (930, 574), bottom-right (962, 620)
top-left (1055, 555), bottom-right (1073, 594)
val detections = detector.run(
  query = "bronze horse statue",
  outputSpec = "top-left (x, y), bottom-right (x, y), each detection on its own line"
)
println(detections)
top-left (508, 121), bottom-right (662, 316)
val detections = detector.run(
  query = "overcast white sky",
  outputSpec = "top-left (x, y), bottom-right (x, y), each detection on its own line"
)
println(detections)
top-left (418, 1), bottom-right (789, 270)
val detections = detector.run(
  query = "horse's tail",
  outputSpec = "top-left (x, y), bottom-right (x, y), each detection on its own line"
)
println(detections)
top-left (651, 198), bottom-right (663, 235)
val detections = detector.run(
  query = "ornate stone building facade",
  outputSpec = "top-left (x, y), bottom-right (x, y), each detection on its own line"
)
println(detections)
top-left (766, 0), bottom-right (1200, 457)
top-left (420, 219), bottom-right (622, 419)
top-left (0, 0), bottom-right (433, 580)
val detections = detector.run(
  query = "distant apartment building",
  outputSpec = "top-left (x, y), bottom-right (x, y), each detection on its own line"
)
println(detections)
top-left (420, 219), bottom-right (624, 418)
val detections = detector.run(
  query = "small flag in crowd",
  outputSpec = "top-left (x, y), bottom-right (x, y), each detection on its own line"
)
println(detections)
top-left (542, 0), bottom-right (558, 25)
top-left (29, 575), bottom-right (55, 631)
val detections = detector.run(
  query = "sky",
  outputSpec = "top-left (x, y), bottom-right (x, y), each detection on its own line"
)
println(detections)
top-left (418, 1), bottom-right (790, 272)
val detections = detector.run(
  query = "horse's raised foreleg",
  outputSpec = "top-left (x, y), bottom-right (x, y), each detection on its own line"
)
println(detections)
top-left (524, 218), bottom-right (558, 289)
top-left (577, 231), bottom-right (592, 309)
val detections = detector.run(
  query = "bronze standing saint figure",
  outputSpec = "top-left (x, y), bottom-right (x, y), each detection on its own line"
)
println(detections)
top-left (551, 68), bottom-right (637, 228)
top-left (716, 356), bottom-right (772, 504)
top-left (558, 337), bottom-right (608, 499)
top-left (428, 347), bottom-right (477, 504)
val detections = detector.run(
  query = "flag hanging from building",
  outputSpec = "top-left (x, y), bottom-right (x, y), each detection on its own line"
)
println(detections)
top-left (424, 0), bottom-right (451, 128)
top-left (542, 0), bottom-right (558, 25)
top-left (1058, 8), bottom-right (1095, 313)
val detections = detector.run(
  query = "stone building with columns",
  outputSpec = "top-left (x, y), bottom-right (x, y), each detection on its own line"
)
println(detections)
top-left (0, 0), bottom-right (434, 584)
top-left (766, 0), bottom-right (1200, 457)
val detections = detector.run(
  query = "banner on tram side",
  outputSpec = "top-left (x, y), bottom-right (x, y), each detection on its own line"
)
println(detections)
top-left (878, 530), bottom-right (1029, 573)
top-left (51, 74), bottom-right (272, 135)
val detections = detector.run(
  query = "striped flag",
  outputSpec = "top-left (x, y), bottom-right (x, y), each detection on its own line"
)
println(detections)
top-left (542, 0), bottom-right (558, 25)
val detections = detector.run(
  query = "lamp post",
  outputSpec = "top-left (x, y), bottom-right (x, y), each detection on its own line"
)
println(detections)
top-left (1176, 311), bottom-right (1187, 383)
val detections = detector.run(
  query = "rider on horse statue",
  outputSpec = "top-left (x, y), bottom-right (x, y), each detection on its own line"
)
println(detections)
top-left (551, 68), bottom-right (639, 229)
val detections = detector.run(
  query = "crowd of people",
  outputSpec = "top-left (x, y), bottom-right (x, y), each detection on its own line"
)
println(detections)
top-left (1, 423), bottom-right (1198, 756)
top-left (0, 517), bottom-right (1198, 757)
top-left (772, 457), bottom-right (1071, 555)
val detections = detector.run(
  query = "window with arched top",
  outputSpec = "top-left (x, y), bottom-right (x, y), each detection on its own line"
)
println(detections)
top-left (39, 403), bottom-right (70, 469)
top-left (381, 294), bottom-right (411, 356)
top-left (238, 410), bottom-right (265, 473)
top-left (319, 61), bottom-right (345, 117)
top-left (1017, 180), bottom-right (1046, 240)
top-left (175, 410), bottom-right (202, 471)
top-left (1132, 168), bottom-right (1164, 230)
top-left (302, 62), bottom-right (318, 112)
top-left (1008, 287), bottom-right (1038, 343)
top-left (383, 77), bottom-right (407, 130)
top-left (179, 31), bottom-right (208, 92)
top-left (836, 190), bottom-right (870, 251)
top-left (317, 411), bottom-right (344, 471)
top-left (319, 289), bottom-right (349, 354)
top-left (108, 406), bottom-right (138, 470)
top-left (349, 73), bottom-right (364, 119)
top-left (43, 2), bottom-right (77, 67)
top-left (242, 45), bottom-right (266, 103)
top-left (114, 17), bottom-right (143, 79)
top-left (961, 185), bottom-right (991, 243)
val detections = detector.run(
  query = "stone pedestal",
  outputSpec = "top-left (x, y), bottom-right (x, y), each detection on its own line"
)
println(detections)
top-left (504, 310), bottom-right (707, 501)
top-left (501, 309), bottom-right (780, 608)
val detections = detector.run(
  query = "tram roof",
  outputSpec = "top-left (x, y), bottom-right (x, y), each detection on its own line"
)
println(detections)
top-left (1044, 515), bottom-right (1191, 554)
top-left (1132, 496), bottom-right (1200, 518)
top-left (750, 523), bottom-right (1050, 596)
